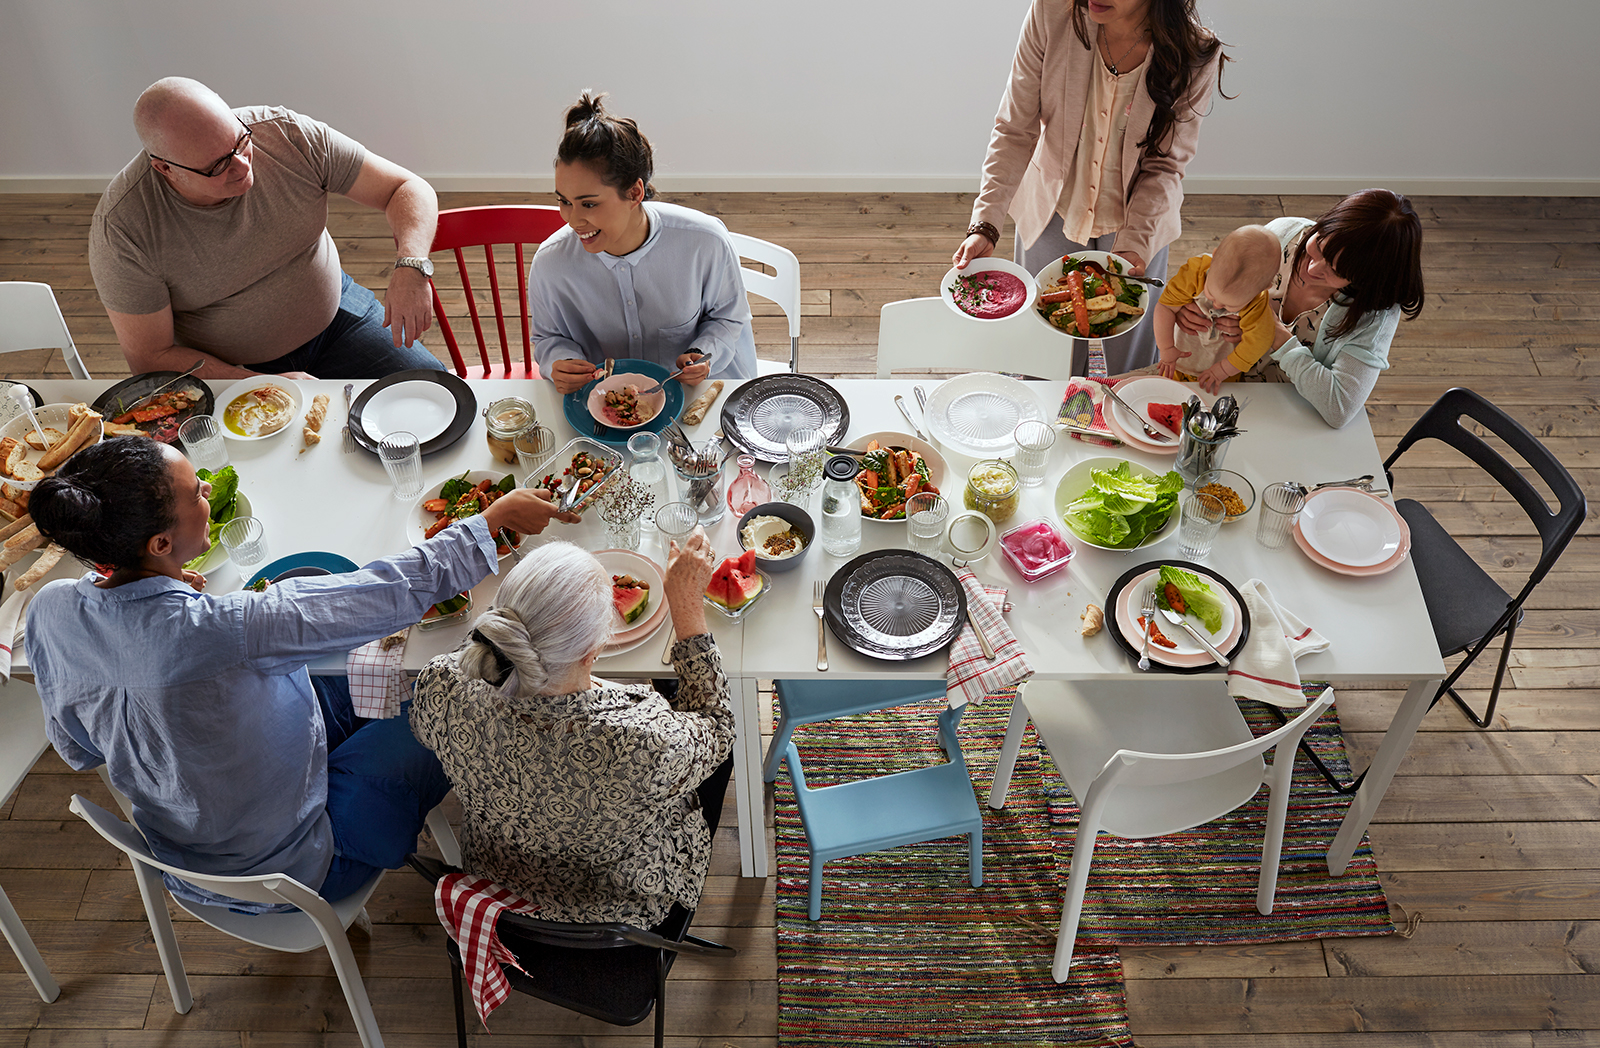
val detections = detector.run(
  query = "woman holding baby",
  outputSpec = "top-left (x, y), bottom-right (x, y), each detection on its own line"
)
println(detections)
top-left (953, 0), bottom-right (1230, 373)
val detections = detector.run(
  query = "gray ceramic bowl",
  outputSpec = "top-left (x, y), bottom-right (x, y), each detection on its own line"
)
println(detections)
top-left (736, 502), bottom-right (816, 574)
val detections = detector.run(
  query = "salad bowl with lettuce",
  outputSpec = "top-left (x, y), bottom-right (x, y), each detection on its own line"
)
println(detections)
top-left (1055, 457), bottom-right (1182, 551)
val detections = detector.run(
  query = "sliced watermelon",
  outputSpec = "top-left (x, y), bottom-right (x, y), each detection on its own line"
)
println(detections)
top-left (1147, 402), bottom-right (1184, 433)
top-left (706, 549), bottom-right (763, 610)
top-left (612, 574), bottom-right (651, 624)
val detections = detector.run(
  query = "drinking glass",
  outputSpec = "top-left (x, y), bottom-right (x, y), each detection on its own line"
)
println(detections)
top-left (1012, 419), bottom-right (1055, 488)
top-left (513, 425), bottom-right (556, 473)
top-left (378, 430), bottom-right (424, 501)
top-left (1257, 481), bottom-right (1308, 551)
top-left (655, 502), bottom-right (699, 549)
top-left (1177, 491), bottom-right (1226, 559)
top-left (219, 516), bottom-right (269, 572)
top-left (906, 492), bottom-right (949, 556)
top-left (178, 415), bottom-right (229, 472)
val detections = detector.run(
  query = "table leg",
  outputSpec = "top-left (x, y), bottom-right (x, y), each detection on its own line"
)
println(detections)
top-left (731, 676), bottom-right (769, 879)
top-left (1326, 676), bottom-right (1439, 875)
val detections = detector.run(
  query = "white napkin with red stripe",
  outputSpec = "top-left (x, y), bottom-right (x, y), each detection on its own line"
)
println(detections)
top-left (1227, 579), bottom-right (1329, 708)
top-left (0, 589), bottom-right (32, 682)
top-left (346, 632), bottom-right (408, 719)
top-left (435, 872), bottom-right (542, 1029)
top-left (946, 572), bottom-right (1033, 708)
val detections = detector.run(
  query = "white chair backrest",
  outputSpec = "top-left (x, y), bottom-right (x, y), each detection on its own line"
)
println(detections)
top-left (877, 297), bottom-right (1080, 379)
top-left (728, 233), bottom-right (800, 339)
top-left (0, 282), bottom-right (91, 379)
top-left (69, 794), bottom-right (323, 912)
top-left (1101, 688), bottom-right (1336, 790)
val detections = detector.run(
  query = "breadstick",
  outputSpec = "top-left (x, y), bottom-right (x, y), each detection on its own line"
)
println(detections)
top-left (0, 514), bottom-right (32, 543)
top-left (0, 532), bottom-right (44, 572)
top-left (680, 380), bottom-right (725, 427)
top-left (14, 544), bottom-right (65, 590)
top-left (3, 523), bottom-right (39, 551)
top-left (37, 409), bottom-right (102, 471)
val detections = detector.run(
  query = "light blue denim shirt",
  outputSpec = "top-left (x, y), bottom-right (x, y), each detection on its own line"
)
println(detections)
top-left (25, 516), bottom-right (498, 910)
top-left (529, 201), bottom-right (757, 380)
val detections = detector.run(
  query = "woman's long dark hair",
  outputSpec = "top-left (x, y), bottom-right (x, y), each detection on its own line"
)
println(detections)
top-left (1069, 0), bottom-right (1232, 160)
top-left (556, 91), bottom-right (657, 201)
top-left (30, 437), bottom-right (177, 571)
top-left (1292, 189), bottom-right (1427, 340)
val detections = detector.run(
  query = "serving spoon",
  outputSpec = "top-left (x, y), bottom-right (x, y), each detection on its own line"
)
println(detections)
top-left (8, 385), bottom-right (51, 448)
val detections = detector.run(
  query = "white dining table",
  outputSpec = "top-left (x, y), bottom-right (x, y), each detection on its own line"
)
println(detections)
top-left (16, 376), bottom-right (1443, 883)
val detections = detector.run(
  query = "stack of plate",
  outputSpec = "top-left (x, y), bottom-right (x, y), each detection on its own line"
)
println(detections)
top-left (922, 372), bottom-right (1046, 457)
top-left (1293, 487), bottom-right (1411, 576)
top-left (1100, 375), bottom-right (1189, 455)
top-left (1103, 561), bottom-right (1251, 673)
top-left (596, 549), bottom-right (670, 656)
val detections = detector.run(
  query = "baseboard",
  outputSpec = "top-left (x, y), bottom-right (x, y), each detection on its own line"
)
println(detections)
top-left (5, 174), bottom-right (1598, 196)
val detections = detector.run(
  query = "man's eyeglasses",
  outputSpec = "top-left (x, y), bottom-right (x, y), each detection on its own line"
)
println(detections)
top-left (149, 121), bottom-right (252, 178)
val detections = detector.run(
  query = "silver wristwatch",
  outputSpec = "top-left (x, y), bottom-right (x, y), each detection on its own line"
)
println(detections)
top-left (394, 256), bottom-right (434, 278)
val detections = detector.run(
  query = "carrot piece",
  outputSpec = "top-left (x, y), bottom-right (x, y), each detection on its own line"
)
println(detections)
top-left (1066, 270), bottom-right (1090, 336)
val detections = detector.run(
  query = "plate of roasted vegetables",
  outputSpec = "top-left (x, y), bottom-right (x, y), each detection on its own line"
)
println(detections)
top-left (92, 372), bottom-right (214, 445)
top-left (1032, 250), bottom-right (1148, 341)
top-left (408, 470), bottom-right (523, 559)
top-left (841, 432), bottom-right (947, 522)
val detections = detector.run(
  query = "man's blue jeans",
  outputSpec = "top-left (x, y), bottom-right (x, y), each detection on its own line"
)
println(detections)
top-left (253, 273), bottom-right (447, 379)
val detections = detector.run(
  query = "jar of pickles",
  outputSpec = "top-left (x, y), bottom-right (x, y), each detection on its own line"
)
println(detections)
top-left (483, 397), bottom-right (536, 465)
top-left (964, 459), bottom-right (1020, 524)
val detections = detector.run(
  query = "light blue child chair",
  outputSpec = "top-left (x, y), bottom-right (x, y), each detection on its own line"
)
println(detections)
top-left (770, 678), bottom-right (985, 920)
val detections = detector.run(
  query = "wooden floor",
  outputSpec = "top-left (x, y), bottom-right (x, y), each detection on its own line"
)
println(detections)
top-left (0, 191), bottom-right (1596, 1046)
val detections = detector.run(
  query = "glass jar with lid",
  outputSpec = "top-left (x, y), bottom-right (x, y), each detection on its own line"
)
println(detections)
top-left (964, 459), bottom-right (1021, 524)
top-left (483, 397), bottom-right (536, 465)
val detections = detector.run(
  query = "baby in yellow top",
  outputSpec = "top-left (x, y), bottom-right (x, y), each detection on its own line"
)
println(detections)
top-left (1154, 225), bottom-right (1282, 394)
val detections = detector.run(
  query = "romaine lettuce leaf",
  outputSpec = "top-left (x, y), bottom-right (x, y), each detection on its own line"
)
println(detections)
top-left (1157, 565), bottom-right (1225, 634)
top-left (1062, 462), bottom-right (1182, 549)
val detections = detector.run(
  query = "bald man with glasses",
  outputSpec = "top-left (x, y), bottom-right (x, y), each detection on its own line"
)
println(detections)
top-left (89, 77), bottom-right (446, 380)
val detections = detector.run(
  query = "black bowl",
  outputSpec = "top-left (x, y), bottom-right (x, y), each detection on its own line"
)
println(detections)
top-left (736, 502), bottom-right (816, 573)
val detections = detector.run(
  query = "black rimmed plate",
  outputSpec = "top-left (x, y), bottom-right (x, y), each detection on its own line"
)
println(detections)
top-left (247, 551), bottom-right (361, 589)
top-left (1104, 559), bottom-right (1251, 674)
top-left (349, 370), bottom-right (476, 456)
top-left (823, 549), bottom-right (967, 661)
top-left (720, 373), bottom-right (849, 462)
top-left (91, 372), bottom-right (214, 446)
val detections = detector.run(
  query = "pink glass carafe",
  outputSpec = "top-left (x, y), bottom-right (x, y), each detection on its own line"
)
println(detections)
top-left (727, 454), bottom-right (772, 515)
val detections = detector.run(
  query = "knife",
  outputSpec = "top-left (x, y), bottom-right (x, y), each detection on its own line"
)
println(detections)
top-left (914, 385), bottom-right (930, 415)
top-left (894, 395), bottom-right (927, 441)
top-left (1103, 384), bottom-right (1178, 442)
top-left (1158, 607), bottom-right (1230, 667)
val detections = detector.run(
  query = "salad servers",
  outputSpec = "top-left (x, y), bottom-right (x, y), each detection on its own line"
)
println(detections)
top-left (1309, 474), bottom-right (1391, 498)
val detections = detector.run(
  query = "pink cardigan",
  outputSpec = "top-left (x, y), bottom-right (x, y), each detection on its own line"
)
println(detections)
top-left (971, 0), bottom-right (1222, 264)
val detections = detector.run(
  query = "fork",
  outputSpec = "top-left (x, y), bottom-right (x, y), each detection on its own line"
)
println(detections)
top-left (814, 580), bottom-right (828, 672)
top-left (1138, 590), bottom-right (1157, 671)
top-left (341, 383), bottom-right (356, 453)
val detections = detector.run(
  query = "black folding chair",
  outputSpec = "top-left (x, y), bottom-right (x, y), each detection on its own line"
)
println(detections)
top-left (408, 854), bottom-right (736, 1048)
top-left (1291, 388), bottom-right (1586, 794)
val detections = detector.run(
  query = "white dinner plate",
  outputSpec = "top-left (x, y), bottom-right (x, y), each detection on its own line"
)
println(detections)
top-left (1104, 375), bottom-right (1192, 450)
top-left (360, 380), bottom-right (457, 444)
top-left (923, 372), bottom-right (1046, 457)
top-left (1298, 488), bottom-right (1403, 567)
top-left (1113, 566), bottom-right (1243, 667)
top-left (595, 549), bottom-right (670, 654)
top-left (408, 470), bottom-right (522, 560)
top-left (212, 376), bottom-right (305, 441)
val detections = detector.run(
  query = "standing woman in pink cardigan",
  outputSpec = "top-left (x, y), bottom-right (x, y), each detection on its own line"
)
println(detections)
top-left (954, 0), bottom-right (1229, 373)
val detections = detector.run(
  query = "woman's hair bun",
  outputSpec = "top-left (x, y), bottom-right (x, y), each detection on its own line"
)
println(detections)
top-left (563, 91), bottom-right (608, 130)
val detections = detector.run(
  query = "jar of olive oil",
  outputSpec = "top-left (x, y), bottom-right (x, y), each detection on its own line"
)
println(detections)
top-left (483, 397), bottom-right (535, 465)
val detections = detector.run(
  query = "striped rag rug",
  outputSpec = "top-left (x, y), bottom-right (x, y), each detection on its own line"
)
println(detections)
top-left (774, 685), bottom-right (1392, 1047)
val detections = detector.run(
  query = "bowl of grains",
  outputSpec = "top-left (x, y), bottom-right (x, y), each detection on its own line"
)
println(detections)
top-left (1195, 469), bottom-right (1255, 523)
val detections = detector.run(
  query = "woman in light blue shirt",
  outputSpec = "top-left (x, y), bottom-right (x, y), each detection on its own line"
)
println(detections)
top-left (530, 92), bottom-right (757, 394)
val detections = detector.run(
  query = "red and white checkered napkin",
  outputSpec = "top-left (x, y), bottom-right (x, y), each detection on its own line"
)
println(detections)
top-left (435, 872), bottom-right (542, 1029)
top-left (946, 572), bottom-right (1034, 708)
top-left (346, 632), bottom-right (407, 719)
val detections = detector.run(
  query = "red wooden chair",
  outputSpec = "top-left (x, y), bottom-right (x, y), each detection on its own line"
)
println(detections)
top-left (428, 205), bottom-right (566, 379)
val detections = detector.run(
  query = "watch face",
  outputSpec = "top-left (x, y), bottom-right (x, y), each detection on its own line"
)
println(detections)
top-left (398, 257), bottom-right (434, 278)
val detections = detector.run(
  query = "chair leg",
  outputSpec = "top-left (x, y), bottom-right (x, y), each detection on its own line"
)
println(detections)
top-left (321, 925), bottom-right (386, 1048)
top-left (763, 712), bottom-right (796, 783)
top-left (1255, 750), bottom-right (1297, 916)
top-left (654, 950), bottom-right (669, 1048)
top-left (0, 884), bottom-right (59, 1003)
top-left (968, 826), bottom-right (984, 888)
top-left (1447, 620), bottom-right (1518, 729)
top-left (427, 804), bottom-right (463, 867)
top-left (807, 854), bottom-right (825, 921)
top-left (987, 693), bottom-right (1031, 809)
top-left (451, 956), bottom-right (469, 1048)
top-left (130, 860), bottom-right (192, 1013)
top-left (1052, 820), bottom-right (1101, 984)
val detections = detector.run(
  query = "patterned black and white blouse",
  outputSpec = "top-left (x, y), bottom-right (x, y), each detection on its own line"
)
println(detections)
top-left (411, 632), bottom-right (735, 927)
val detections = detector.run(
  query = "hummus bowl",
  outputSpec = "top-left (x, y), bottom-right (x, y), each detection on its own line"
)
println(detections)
top-left (212, 376), bottom-right (305, 441)
top-left (736, 502), bottom-right (815, 574)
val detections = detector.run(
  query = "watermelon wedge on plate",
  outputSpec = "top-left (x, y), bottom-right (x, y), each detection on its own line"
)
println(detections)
top-left (612, 574), bottom-right (651, 624)
top-left (594, 549), bottom-right (668, 654)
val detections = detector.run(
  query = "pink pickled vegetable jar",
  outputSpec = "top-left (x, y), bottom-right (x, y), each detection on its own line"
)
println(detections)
top-left (998, 517), bottom-right (1075, 582)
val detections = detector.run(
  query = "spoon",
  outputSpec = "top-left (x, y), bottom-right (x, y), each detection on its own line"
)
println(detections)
top-left (8, 385), bottom-right (50, 448)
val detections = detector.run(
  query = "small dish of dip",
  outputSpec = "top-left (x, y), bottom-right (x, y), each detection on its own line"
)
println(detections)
top-left (939, 258), bottom-right (1038, 323)
top-left (212, 376), bottom-right (305, 441)
top-left (736, 502), bottom-right (815, 574)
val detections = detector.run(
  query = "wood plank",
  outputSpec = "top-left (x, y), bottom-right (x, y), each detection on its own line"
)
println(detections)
top-left (1323, 920), bottom-right (1600, 977)
top-left (1381, 870), bottom-right (1600, 921)
top-left (0, 973), bottom-right (154, 1029)
top-left (1362, 775), bottom-right (1600, 824)
top-left (1119, 940), bottom-right (1328, 979)
top-left (1344, 730), bottom-right (1600, 777)
top-left (1369, 822), bottom-right (1600, 871)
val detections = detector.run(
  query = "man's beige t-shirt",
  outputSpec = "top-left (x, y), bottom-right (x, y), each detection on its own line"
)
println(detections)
top-left (89, 106), bottom-right (366, 365)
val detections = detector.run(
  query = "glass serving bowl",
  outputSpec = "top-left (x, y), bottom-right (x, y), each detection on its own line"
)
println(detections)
top-left (1195, 469), bottom-right (1256, 523)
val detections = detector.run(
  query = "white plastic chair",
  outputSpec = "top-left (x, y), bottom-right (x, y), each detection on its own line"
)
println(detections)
top-left (728, 232), bottom-right (801, 374)
top-left (876, 297), bottom-right (1077, 379)
top-left (71, 793), bottom-right (397, 1047)
top-left (988, 678), bottom-right (1337, 982)
top-left (0, 681), bottom-right (59, 1003)
top-left (0, 282), bottom-right (92, 379)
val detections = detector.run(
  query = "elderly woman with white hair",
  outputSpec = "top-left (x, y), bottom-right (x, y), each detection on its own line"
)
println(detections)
top-left (409, 528), bottom-right (733, 927)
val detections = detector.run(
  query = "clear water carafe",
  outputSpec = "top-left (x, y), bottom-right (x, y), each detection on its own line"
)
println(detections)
top-left (819, 456), bottom-right (862, 556)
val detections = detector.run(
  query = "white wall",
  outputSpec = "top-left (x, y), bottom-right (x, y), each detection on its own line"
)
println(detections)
top-left (2, 0), bottom-right (1596, 193)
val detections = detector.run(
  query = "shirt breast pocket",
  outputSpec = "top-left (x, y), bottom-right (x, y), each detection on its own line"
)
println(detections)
top-left (658, 313), bottom-right (700, 350)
